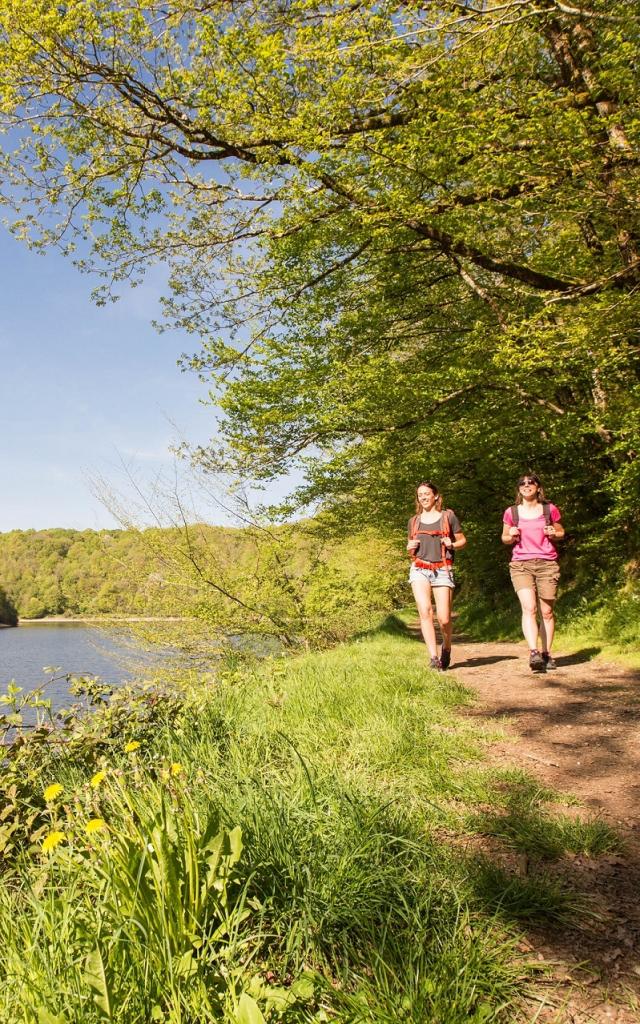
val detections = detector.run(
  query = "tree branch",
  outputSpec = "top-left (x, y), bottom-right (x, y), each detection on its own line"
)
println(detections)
top-left (452, 258), bottom-right (508, 328)
top-left (290, 241), bottom-right (372, 301)
top-left (404, 218), bottom-right (577, 291)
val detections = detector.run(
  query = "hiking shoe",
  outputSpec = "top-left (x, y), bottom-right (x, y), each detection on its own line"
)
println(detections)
top-left (440, 648), bottom-right (451, 671)
top-left (429, 656), bottom-right (442, 671)
top-left (529, 649), bottom-right (545, 672)
top-left (542, 653), bottom-right (557, 670)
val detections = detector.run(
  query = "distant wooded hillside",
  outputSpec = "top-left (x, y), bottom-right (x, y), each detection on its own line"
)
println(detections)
top-left (0, 527), bottom-right (201, 619)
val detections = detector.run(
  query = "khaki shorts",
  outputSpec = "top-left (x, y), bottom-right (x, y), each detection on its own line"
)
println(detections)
top-left (509, 559), bottom-right (560, 601)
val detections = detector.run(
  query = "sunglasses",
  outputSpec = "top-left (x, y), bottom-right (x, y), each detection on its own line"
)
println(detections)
top-left (518, 478), bottom-right (538, 486)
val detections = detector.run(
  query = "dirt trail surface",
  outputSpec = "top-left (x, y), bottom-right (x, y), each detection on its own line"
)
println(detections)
top-left (447, 636), bottom-right (640, 1022)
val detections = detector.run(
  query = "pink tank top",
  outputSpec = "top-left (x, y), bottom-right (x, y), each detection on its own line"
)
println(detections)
top-left (503, 503), bottom-right (561, 561)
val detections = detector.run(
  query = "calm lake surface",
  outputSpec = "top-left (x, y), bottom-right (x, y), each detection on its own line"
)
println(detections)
top-left (0, 623), bottom-right (151, 712)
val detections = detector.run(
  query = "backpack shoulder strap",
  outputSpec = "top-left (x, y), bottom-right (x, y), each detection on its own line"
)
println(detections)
top-left (542, 501), bottom-right (551, 526)
top-left (441, 509), bottom-right (454, 572)
top-left (410, 515), bottom-right (420, 539)
top-left (510, 504), bottom-right (519, 526)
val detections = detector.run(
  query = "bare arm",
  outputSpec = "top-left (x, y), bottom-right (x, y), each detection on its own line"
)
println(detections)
top-left (443, 530), bottom-right (466, 551)
top-left (544, 518), bottom-right (565, 541)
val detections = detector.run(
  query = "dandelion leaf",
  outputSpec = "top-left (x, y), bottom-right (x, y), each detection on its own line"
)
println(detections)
top-left (84, 946), bottom-right (114, 1021)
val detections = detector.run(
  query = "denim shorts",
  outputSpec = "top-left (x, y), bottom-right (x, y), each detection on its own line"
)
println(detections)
top-left (409, 566), bottom-right (455, 589)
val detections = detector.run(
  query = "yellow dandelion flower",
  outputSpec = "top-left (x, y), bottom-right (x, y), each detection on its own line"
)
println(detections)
top-left (42, 831), bottom-right (65, 853)
top-left (124, 740), bottom-right (141, 753)
top-left (43, 783), bottom-right (64, 802)
top-left (169, 762), bottom-right (183, 776)
top-left (90, 770), bottom-right (107, 788)
top-left (85, 818), bottom-right (106, 834)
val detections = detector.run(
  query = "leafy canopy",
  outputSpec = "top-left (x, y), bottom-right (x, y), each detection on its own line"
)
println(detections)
top-left (1, 1), bottom-right (639, 585)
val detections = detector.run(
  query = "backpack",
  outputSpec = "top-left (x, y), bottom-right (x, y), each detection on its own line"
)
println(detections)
top-left (509, 501), bottom-right (552, 528)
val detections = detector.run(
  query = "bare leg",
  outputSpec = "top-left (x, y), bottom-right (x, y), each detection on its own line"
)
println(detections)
top-left (433, 585), bottom-right (453, 653)
top-left (411, 578), bottom-right (437, 657)
top-left (516, 588), bottom-right (540, 649)
top-left (538, 598), bottom-right (556, 652)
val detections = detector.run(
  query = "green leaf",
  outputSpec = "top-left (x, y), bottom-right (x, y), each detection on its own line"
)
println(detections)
top-left (175, 949), bottom-right (197, 978)
top-left (236, 993), bottom-right (266, 1024)
top-left (36, 1010), bottom-right (68, 1024)
top-left (84, 946), bottom-right (114, 1021)
top-left (228, 824), bottom-right (243, 864)
top-left (291, 974), bottom-right (315, 1001)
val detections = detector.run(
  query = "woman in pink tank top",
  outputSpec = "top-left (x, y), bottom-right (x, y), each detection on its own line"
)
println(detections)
top-left (501, 474), bottom-right (565, 673)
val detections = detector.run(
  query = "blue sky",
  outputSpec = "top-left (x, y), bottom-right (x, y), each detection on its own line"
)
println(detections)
top-left (0, 230), bottom-right (231, 531)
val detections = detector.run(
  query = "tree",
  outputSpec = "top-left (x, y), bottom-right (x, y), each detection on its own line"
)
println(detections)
top-left (1, 1), bottom-right (638, 589)
top-left (0, 585), bottom-right (18, 626)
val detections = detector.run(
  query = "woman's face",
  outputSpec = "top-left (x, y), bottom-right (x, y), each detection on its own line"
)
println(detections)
top-left (518, 477), bottom-right (539, 499)
top-left (417, 486), bottom-right (437, 510)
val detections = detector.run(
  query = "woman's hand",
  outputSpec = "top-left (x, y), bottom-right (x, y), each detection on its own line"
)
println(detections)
top-left (502, 525), bottom-right (519, 545)
top-left (442, 536), bottom-right (453, 549)
top-left (407, 539), bottom-right (419, 553)
top-left (544, 525), bottom-right (557, 538)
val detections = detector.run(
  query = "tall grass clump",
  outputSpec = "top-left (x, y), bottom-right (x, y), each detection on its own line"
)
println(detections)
top-left (463, 772), bottom-right (619, 860)
top-left (0, 763), bottom-right (251, 1024)
top-left (556, 584), bottom-right (640, 665)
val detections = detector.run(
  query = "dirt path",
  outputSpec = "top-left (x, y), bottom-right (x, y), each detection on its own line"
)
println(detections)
top-left (450, 639), bottom-right (640, 838)
top-left (404, 622), bottom-right (640, 1022)
top-left (445, 636), bottom-right (640, 1023)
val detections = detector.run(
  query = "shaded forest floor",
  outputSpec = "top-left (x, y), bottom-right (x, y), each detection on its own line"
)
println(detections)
top-left (409, 622), bottom-right (640, 1022)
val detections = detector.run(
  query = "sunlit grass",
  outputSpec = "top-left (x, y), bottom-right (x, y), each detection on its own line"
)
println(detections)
top-left (456, 586), bottom-right (640, 668)
top-left (0, 622), bottom-right (622, 1022)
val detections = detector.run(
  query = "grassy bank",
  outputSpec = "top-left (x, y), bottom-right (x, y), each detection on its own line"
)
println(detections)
top-left (0, 620), bottom-right (619, 1023)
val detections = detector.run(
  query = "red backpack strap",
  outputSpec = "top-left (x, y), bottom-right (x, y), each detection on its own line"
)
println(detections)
top-left (441, 508), bottom-right (454, 578)
top-left (443, 509), bottom-right (457, 538)
top-left (441, 509), bottom-right (450, 558)
top-left (409, 515), bottom-right (419, 560)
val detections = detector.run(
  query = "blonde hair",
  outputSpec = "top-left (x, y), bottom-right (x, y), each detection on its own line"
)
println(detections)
top-left (415, 481), bottom-right (443, 513)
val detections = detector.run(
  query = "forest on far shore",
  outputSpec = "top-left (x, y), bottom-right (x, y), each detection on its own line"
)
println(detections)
top-left (0, 527), bottom-right (187, 620)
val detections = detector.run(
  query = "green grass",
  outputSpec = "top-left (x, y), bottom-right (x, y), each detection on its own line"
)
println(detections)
top-left (554, 587), bottom-right (640, 668)
top-left (466, 806), bottom-right (619, 860)
top-left (467, 860), bottom-right (587, 923)
top-left (454, 582), bottom-right (640, 667)
top-left (0, 623), bottom-right (622, 1023)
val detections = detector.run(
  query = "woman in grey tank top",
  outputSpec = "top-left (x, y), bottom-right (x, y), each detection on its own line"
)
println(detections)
top-left (407, 481), bottom-right (466, 671)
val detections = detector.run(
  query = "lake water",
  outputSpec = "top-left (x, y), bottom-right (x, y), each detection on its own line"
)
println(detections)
top-left (0, 623), bottom-right (148, 713)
